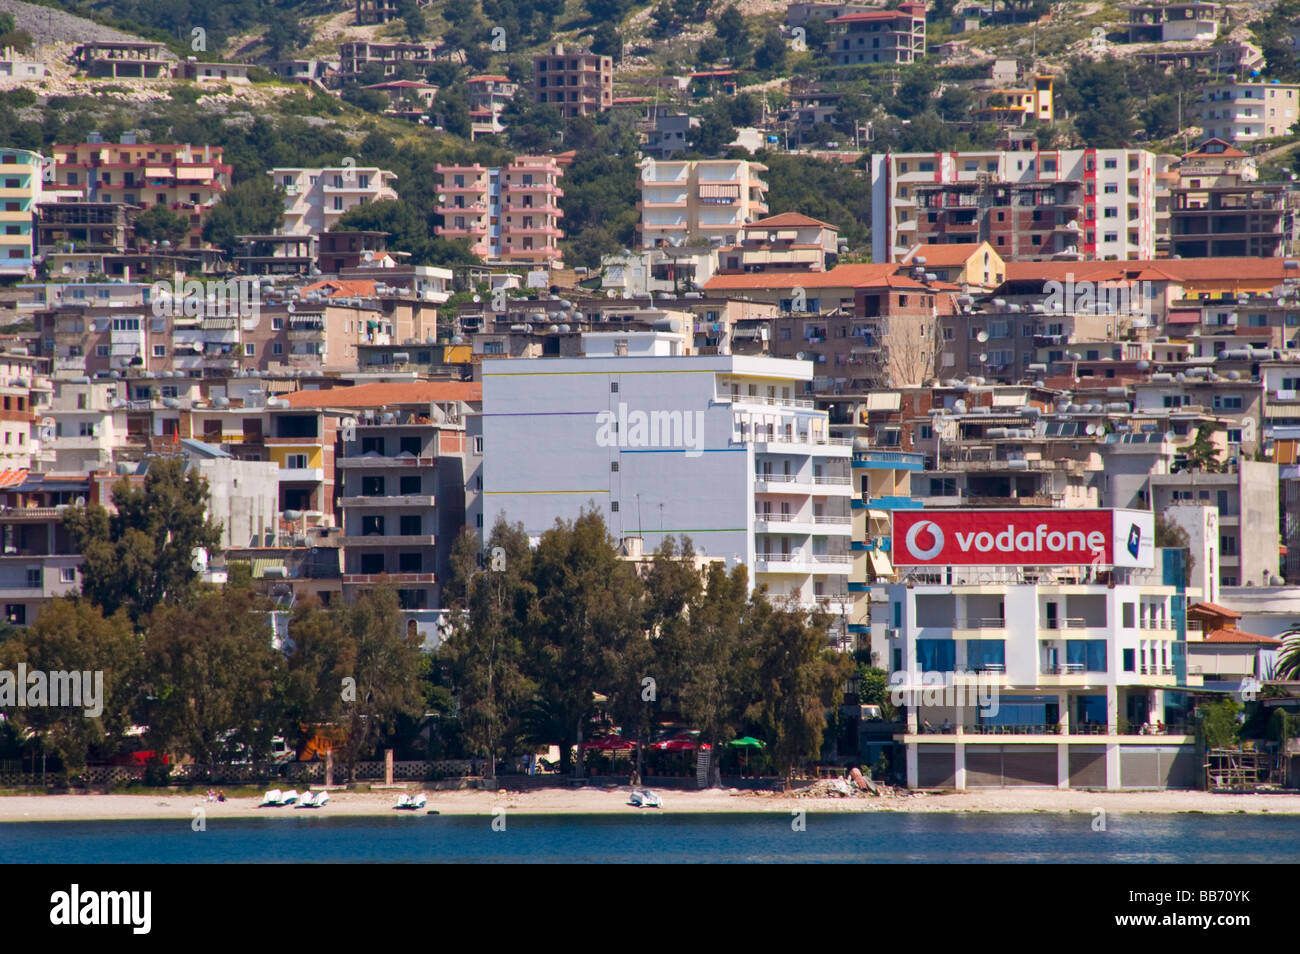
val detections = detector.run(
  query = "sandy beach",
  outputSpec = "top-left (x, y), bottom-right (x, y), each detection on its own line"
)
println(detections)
top-left (3, 786), bottom-right (1300, 822)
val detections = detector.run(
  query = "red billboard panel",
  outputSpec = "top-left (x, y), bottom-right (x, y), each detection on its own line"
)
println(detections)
top-left (891, 509), bottom-right (1154, 567)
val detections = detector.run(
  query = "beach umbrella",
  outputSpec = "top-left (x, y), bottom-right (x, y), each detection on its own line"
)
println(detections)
top-left (728, 736), bottom-right (765, 774)
top-left (580, 736), bottom-right (637, 750)
top-left (651, 737), bottom-right (697, 751)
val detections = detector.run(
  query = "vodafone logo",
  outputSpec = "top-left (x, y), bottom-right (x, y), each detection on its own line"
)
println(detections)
top-left (905, 520), bottom-right (945, 561)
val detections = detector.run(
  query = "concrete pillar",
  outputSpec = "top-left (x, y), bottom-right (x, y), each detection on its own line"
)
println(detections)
top-left (1057, 741), bottom-right (1069, 789)
top-left (1057, 693), bottom-right (1069, 734)
top-left (384, 748), bottom-right (394, 785)
top-left (1106, 740), bottom-right (1121, 790)
top-left (325, 749), bottom-right (334, 788)
top-left (954, 741), bottom-right (966, 792)
top-left (906, 743), bottom-right (918, 789)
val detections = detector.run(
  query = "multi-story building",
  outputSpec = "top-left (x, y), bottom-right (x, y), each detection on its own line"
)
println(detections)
top-left (715, 213), bottom-right (840, 274)
top-left (871, 140), bottom-right (1159, 263)
top-left (1167, 139), bottom-right (1287, 258)
top-left (1124, 1), bottom-right (1224, 43)
top-left (532, 43), bottom-right (613, 118)
top-left (481, 333), bottom-right (858, 633)
top-left (885, 514), bottom-right (1207, 790)
top-left (71, 41), bottom-right (171, 79)
top-left (467, 75), bottom-right (518, 139)
top-left (268, 166), bottom-right (399, 235)
top-left (35, 201), bottom-right (134, 259)
top-left (1200, 80), bottom-right (1300, 144)
top-left (335, 383), bottom-right (475, 637)
top-left (354, 0), bottom-right (399, 24)
top-left (434, 156), bottom-right (566, 266)
top-left (827, 1), bottom-right (926, 66)
top-left (0, 45), bottom-right (46, 81)
top-left (638, 159), bottom-right (770, 249)
top-left (0, 147), bottom-right (43, 278)
top-left (337, 41), bottom-right (451, 80)
top-left (971, 74), bottom-right (1054, 126)
top-left (52, 135), bottom-right (230, 251)
top-left (1148, 459), bottom-right (1280, 587)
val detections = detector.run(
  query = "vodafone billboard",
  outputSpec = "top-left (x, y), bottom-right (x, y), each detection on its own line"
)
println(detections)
top-left (891, 509), bottom-right (1155, 568)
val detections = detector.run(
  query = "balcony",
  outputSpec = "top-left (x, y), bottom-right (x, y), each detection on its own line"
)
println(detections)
top-left (338, 455), bottom-right (437, 468)
top-left (278, 467), bottom-right (324, 482)
top-left (341, 533), bottom-right (437, 547)
top-left (343, 572), bottom-right (437, 585)
top-left (339, 494), bottom-right (436, 508)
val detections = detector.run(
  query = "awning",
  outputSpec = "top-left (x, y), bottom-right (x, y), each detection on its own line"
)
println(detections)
top-left (868, 550), bottom-right (893, 579)
top-left (1168, 309), bottom-right (1200, 325)
top-left (866, 392), bottom-right (900, 411)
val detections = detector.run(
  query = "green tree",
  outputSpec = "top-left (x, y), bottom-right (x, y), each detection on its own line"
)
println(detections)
top-left (528, 509), bottom-right (643, 777)
top-left (754, 28), bottom-right (787, 73)
top-left (201, 176), bottom-right (286, 257)
top-left (715, 6), bottom-right (749, 63)
top-left (1060, 57), bottom-right (1135, 147)
top-left (1197, 698), bottom-right (1242, 749)
top-left (142, 588), bottom-right (285, 769)
top-left (442, 521), bottom-right (537, 780)
top-left (433, 82), bottom-right (472, 139)
top-left (63, 457), bottom-right (223, 624)
top-left (398, 0), bottom-right (427, 39)
top-left (0, 599), bottom-right (140, 775)
top-left (337, 586), bottom-right (426, 781)
top-left (1274, 623), bottom-right (1300, 680)
top-left (1185, 422), bottom-right (1224, 473)
top-left (748, 601), bottom-right (856, 789)
top-left (132, 205), bottom-right (190, 249)
top-left (281, 596), bottom-right (357, 756)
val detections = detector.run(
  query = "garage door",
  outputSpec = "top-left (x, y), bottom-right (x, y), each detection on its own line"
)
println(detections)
top-left (965, 745), bottom-right (1058, 787)
top-left (1121, 745), bottom-right (1198, 789)
top-left (917, 744), bottom-right (955, 788)
top-left (1069, 746), bottom-right (1107, 788)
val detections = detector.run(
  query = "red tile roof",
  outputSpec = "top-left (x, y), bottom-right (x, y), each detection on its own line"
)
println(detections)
top-left (1003, 258), bottom-right (1297, 284)
top-left (285, 381), bottom-right (482, 409)
top-left (705, 263), bottom-right (944, 291)
top-left (1189, 601), bottom-right (1243, 620)
top-left (301, 279), bottom-right (378, 299)
top-left (1203, 628), bottom-right (1281, 646)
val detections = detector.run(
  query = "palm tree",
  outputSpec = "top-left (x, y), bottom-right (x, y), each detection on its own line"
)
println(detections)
top-left (1275, 623), bottom-right (1300, 680)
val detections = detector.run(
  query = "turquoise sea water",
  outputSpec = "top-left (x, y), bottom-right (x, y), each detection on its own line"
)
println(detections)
top-left (5, 812), bottom-right (1299, 863)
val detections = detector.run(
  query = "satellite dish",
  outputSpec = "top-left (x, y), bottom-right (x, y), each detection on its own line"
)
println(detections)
top-left (976, 331), bottom-right (989, 343)
top-left (978, 353), bottom-right (988, 363)
top-left (796, 352), bottom-right (806, 360)
top-left (1085, 423), bottom-right (1097, 435)
top-left (472, 294), bottom-right (481, 303)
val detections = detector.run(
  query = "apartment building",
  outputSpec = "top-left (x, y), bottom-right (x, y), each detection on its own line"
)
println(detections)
top-left (885, 514), bottom-right (1206, 790)
top-left (467, 75), bottom-right (517, 139)
top-left (268, 166), bottom-right (398, 235)
top-left (715, 213), bottom-right (840, 274)
top-left (337, 41), bottom-right (451, 80)
top-left (434, 156), bottom-right (566, 266)
top-left (480, 335), bottom-right (857, 634)
top-left (1124, 1), bottom-right (1224, 43)
top-left (532, 43), bottom-right (613, 118)
top-left (0, 45), bottom-right (46, 80)
top-left (871, 141), bottom-right (1159, 263)
top-left (1149, 459), bottom-right (1280, 587)
top-left (354, 0), bottom-right (399, 24)
top-left (972, 74), bottom-right (1054, 126)
top-left (71, 41), bottom-right (170, 79)
top-left (1200, 80), bottom-right (1300, 144)
top-left (0, 147), bottom-right (43, 278)
top-left (35, 201), bottom-right (134, 259)
top-left (827, 2), bottom-right (926, 66)
top-left (1167, 139), bottom-right (1287, 258)
top-left (336, 386), bottom-right (473, 628)
top-left (180, 439), bottom-right (282, 549)
top-left (639, 159), bottom-right (770, 249)
top-left (52, 136), bottom-right (230, 250)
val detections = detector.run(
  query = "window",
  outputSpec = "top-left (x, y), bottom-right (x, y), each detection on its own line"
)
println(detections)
top-left (399, 475), bottom-right (421, 495)
top-left (1123, 649), bottom-right (1135, 673)
top-left (60, 567), bottom-right (76, 584)
top-left (916, 639), bottom-right (956, 672)
top-left (362, 515), bottom-right (385, 536)
top-left (285, 454), bottom-right (308, 470)
top-left (398, 552), bottom-right (422, 573)
top-left (1220, 534), bottom-right (1238, 556)
top-left (610, 461), bottom-right (619, 472)
top-left (1066, 639), bottom-right (1107, 672)
top-left (611, 501), bottom-right (620, 512)
top-left (400, 514), bottom-right (422, 536)
top-left (153, 345), bottom-right (165, 358)
top-left (272, 343), bottom-right (283, 355)
top-left (244, 343), bottom-right (255, 356)
top-left (1122, 603), bottom-right (1135, 628)
top-left (272, 317), bottom-right (283, 330)
top-left (399, 436), bottom-right (421, 456)
top-left (96, 345), bottom-right (109, 357)
top-left (359, 553), bottom-right (384, 574)
top-left (361, 475), bottom-right (385, 496)
top-left (26, 568), bottom-right (40, 588)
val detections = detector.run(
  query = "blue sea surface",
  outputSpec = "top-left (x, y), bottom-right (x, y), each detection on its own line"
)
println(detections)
top-left (4, 811), bottom-right (1298, 863)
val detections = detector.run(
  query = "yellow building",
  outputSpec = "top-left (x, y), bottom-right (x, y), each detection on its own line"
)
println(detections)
top-left (974, 75), bottom-right (1054, 125)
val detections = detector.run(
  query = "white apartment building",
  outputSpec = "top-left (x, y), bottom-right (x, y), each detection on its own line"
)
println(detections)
top-left (480, 333), bottom-right (856, 620)
top-left (268, 166), bottom-right (399, 235)
top-left (638, 159), bottom-right (770, 249)
top-left (886, 554), bottom-right (1206, 790)
top-left (871, 147), bottom-right (1159, 263)
top-left (1200, 81), bottom-right (1300, 144)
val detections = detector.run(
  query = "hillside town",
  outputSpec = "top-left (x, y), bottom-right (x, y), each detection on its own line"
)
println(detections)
top-left (1, 0), bottom-right (1300, 809)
